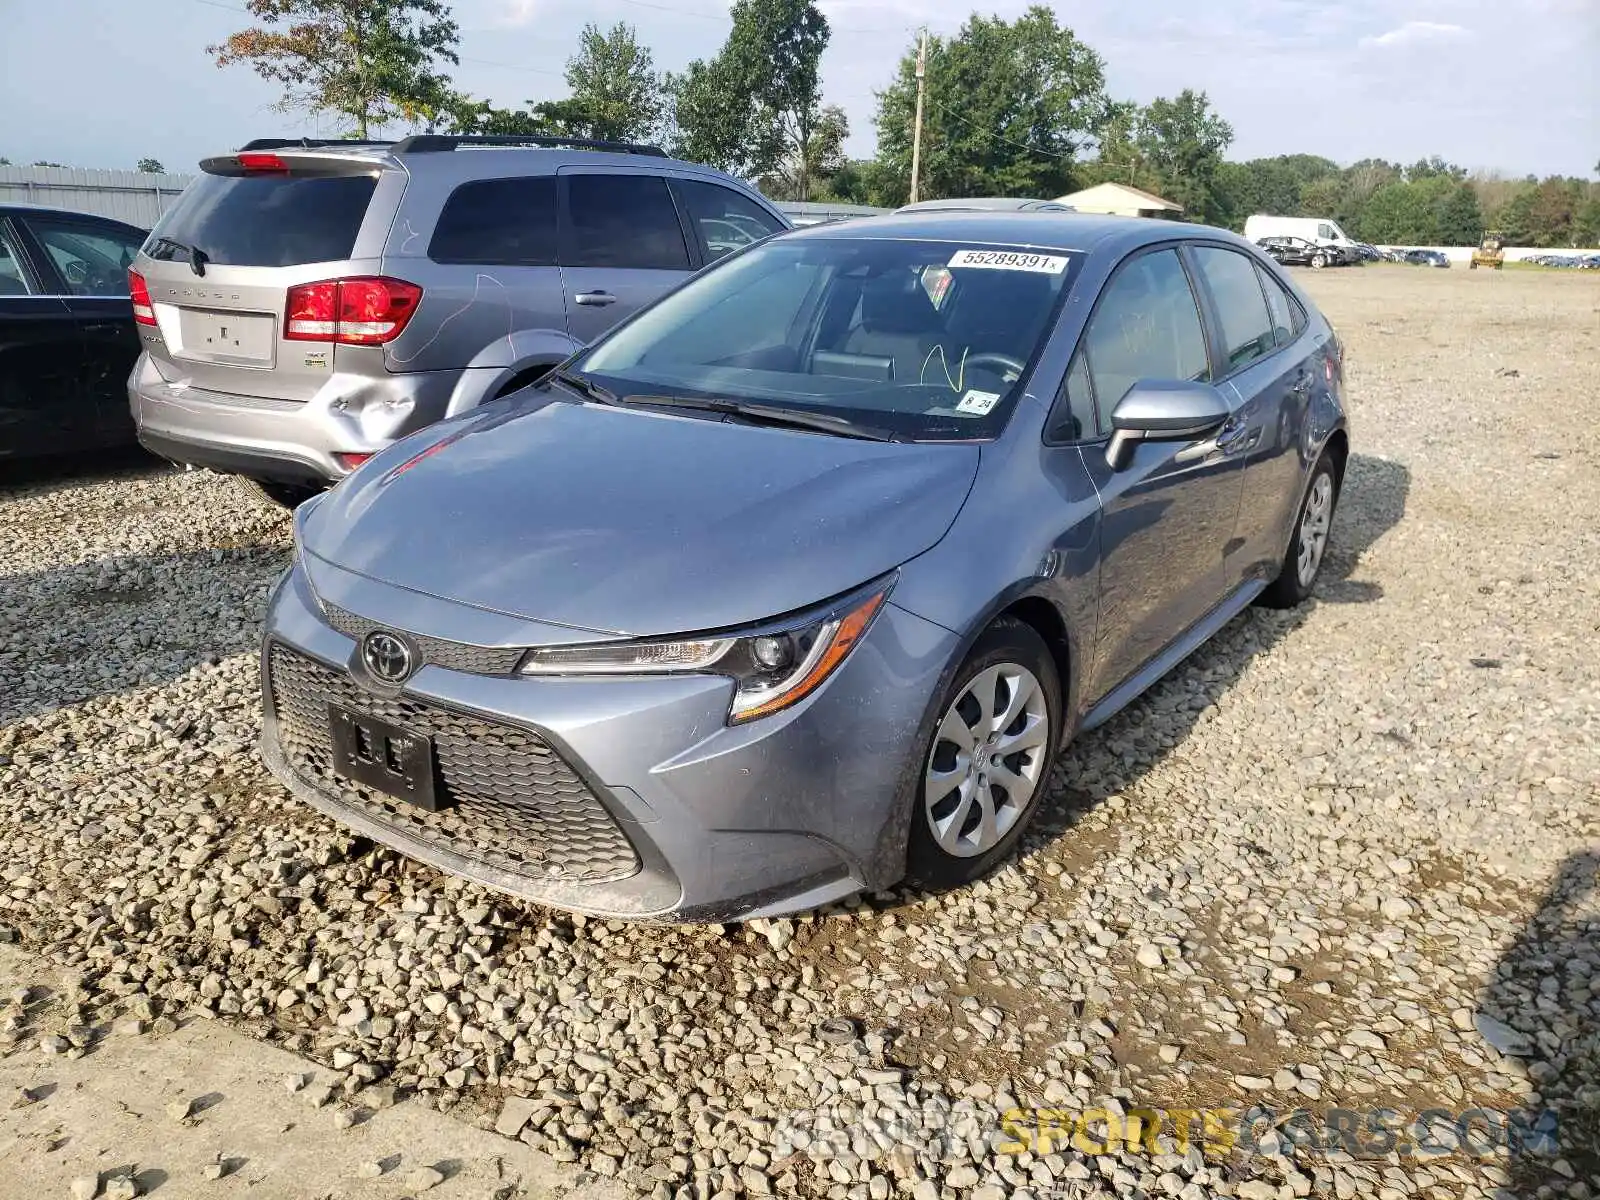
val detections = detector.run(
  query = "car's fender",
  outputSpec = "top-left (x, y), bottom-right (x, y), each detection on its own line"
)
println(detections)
top-left (444, 326), bottom-right (582, 417)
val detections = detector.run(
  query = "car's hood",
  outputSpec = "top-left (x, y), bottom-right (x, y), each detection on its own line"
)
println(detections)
top-left (303, 396), bottom-right (980, 638)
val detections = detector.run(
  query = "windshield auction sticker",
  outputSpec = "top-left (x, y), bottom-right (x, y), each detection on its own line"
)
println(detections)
top-left (948, 249), bottom-right (1070, 273)
top-left (955, 389), bottom-right (1002, 415)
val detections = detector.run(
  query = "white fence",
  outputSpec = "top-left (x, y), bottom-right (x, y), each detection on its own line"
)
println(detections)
top-left (0, 166), bottom-right (195, 230)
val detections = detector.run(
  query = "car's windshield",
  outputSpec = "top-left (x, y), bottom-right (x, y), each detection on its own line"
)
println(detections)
top-left (568, 237), bottom-right (1081, 441)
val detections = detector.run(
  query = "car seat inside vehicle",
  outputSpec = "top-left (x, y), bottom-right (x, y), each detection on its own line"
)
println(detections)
top-left (828, 270), bottom-right (945, 382)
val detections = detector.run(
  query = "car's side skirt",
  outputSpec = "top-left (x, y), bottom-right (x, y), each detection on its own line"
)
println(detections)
top-left (1077, 578), bottom-right (1267, 734)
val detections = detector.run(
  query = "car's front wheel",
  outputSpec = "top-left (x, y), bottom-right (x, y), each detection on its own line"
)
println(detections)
top-left (1311, 253), bottom-right (1328, 269)
top-left (905, 618), bottom-right (1062, 890)
top-left (1258, 452), bottom-right (1340, 608)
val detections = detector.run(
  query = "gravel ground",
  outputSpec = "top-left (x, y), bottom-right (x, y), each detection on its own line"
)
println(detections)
top-left (1, 267), bottom-right (1596, 1200)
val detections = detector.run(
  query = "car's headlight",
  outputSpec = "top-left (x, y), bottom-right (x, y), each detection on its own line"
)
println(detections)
top-left (517, 584), bottom-right (890, 724)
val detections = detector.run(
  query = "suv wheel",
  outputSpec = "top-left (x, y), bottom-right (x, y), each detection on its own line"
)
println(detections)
top-left (237, 476), bottom-right (320, 510)
top-left (1258, 453), bottom-right (1340, 609)
top-left (905, 618), bottom-right (1061, 890)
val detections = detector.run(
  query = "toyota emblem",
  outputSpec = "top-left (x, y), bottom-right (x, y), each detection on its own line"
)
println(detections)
top-left (361, 631), bottom-right (414, 683)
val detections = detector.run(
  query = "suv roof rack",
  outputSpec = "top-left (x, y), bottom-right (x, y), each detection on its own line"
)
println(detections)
top-left (389, 134), bottom-right (668, 157)
top-left (237, 137), bottom-right (397, 152)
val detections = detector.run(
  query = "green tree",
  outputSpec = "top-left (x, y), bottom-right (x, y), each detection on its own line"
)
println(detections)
top-left (816, 157), bottom-right (900, 206)
top-left (873, 7), bottom-right (1108, 205)
top-left (1354, 181), bottom-right (1430, 243)
top-left (1212, 154), bottom-right (1344, 230)
top-left (561, 22), bottom-right (662, 143)
top-left (663, 58), bottom-right (749, 172)
top-left (209, 0), bottom-right (460, 138)
top-left (1525, 177), bottom-right (1580, 246)
top-left (1132, 89), bottom-right (1233, 223)
top-left (1405, 155), bottom-right (1466, 182)
top-left (669, 0), bottom-right (830, 196)
top-left (761, 104), bottom-right (849, 201)
top-left (1573, 190), bottom-right (1600, 245)
top-left (136, 158), bottom-right (165, 173)
top-left (1434, 182), bottom-right (1484, 245)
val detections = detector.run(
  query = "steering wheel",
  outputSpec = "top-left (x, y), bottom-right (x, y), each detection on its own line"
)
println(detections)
top-left (963, 351), bottom-right (1027, 382)
top-left (62, 259), bottom-right (89, 286)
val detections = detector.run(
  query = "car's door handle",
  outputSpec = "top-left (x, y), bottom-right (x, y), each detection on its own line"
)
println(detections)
top-left (574, 291), bottom-right (617, 307)
top-left (1177, 421), bottom-right (1252, 464)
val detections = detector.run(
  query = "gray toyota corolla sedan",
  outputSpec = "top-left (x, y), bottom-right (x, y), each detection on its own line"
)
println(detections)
top-left (260, 212), bottom-right (1348, 921)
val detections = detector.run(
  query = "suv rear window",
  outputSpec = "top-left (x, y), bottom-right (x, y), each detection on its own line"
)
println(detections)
top-left (146, 172), bottom-right (377, 268)
top-left (430, 176), bottom-right (557, 266)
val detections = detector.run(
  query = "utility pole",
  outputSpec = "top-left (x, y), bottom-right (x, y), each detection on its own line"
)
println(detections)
top-left (909, 28), bottom-right (928, 205)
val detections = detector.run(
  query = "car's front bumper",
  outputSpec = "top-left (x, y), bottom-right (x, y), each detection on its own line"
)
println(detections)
top-left (128, 353), bottom-right (496, 485)
top-left (259, 557), bottom-right (961, 921)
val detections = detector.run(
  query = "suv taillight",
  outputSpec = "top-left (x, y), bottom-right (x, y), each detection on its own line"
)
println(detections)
top-left (284, 277), bottom-right (422, 345)
top-left (129, 269), bottom-right (157, 326)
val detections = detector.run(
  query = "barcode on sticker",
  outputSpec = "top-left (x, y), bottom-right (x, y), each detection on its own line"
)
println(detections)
top-left (948, 249), bottom-right (1069, 274)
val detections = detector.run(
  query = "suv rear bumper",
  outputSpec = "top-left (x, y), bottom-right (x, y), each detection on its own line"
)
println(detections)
top-left (128, 353), bottom-right (483, 483)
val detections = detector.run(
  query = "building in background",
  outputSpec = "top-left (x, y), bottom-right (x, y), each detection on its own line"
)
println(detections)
top-left (1055, 182), bottom-right (1182, 218)
top-left (0, 166), bottom-right (192, 229)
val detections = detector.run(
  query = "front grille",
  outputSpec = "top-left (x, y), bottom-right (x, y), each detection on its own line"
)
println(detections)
top-left (267, 644), bottom-right (639, 884)
top-left (321, 604), bottom-right (525, 676)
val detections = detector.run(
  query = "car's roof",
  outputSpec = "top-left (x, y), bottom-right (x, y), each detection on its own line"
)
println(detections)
top-left (196, 143), bottom-right (772, 209)
top-left (782, 210), bottom-right (1217, 255)
top-left (896, 197), bottom-right (1074, 213)
top-left (0, 202), bottom-right (145, 228)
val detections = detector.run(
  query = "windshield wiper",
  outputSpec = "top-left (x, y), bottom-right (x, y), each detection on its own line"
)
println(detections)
top-left (150, 236), bottom-right (210, 277)
top-left (623, 395), bottom-right (903, 442)
top-left (550, 368), bottom-right (619, 405)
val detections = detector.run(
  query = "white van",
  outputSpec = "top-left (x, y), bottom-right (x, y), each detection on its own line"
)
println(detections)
top-left (1244, 215), bottom-right (1361, 254)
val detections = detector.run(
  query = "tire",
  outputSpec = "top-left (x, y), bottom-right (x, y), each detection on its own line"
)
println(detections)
top-left (905, 618), bottom-right (1062, 890)
top-left (1258, 453), bottom-right (1340, 609)
top-left (236, 475), bottom-right (321, 510)
top-left (1311, 253), bottom-right (1327, 269)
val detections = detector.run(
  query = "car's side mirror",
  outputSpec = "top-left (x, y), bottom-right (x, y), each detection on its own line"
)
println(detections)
top-left (1106, 380), bottom-right (1232, 470)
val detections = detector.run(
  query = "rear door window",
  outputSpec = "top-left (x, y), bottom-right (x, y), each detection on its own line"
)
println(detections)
top-left (146, 173), bottom-right (378, 267)
top-left (1256, 264), bottom-right (1305, 346)
top-left (562, 174), bottom-right (690, 271)
top-left (22, 215), bottom-right (144, 296)
top-left (1190, 246), bottom-right (1276, 374)
top-left (429, 176), bottom-right (557, 266)
top-left (673, 179), bottom-right (783, 264)
top-left (0, 226), bottom-right (34, 295)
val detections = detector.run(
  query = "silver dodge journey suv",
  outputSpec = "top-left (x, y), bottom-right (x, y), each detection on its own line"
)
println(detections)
top-left (127, 135), bottom-right (789, 505)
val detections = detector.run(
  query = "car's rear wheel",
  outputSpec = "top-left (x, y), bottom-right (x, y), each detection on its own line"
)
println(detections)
top-left (1258, 452), bottom-right (1340, 609)
top-left (905, 618), bottom-right (1061, 890)
top-left (236, 476), bottom-right (320, 510)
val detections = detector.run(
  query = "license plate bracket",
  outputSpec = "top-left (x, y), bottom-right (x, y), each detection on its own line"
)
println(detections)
top-left (328, 704), bottom-right (443, 811)
top-left (176, 308), bottom-right (276, 366)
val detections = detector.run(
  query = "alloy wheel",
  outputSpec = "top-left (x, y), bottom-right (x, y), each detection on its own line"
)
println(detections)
top-left (1297, 472), bottom-right (1334, 588)
top-left (923, 663), bottom-right (1049, 858)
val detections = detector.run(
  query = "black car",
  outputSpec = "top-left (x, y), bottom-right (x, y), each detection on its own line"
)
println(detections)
top-left (1, 204), bottom-right (147, 460)
top-left (1402, 248), bottom-right (1451, 268)
top-left (1255, 236), bottom-right (1345, 269)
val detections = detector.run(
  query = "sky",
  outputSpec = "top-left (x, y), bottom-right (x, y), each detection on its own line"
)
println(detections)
top-left (2, 0), bottom-right (1595, 180)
